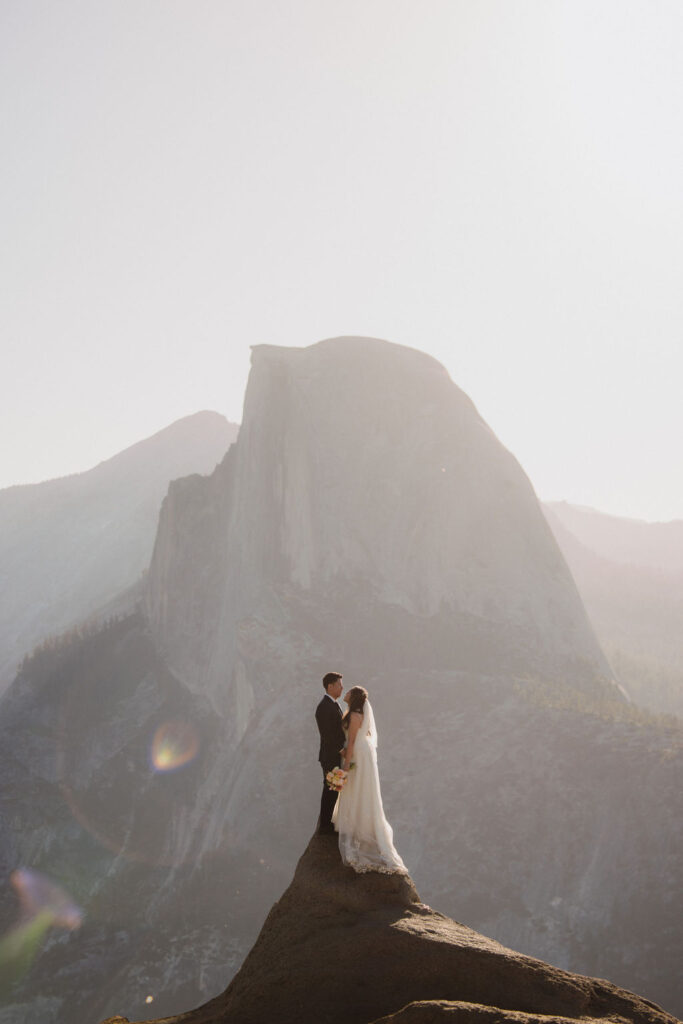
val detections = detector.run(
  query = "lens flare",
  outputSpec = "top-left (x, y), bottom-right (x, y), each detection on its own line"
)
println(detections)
top-left (12, 868), bottom-right (83, 929)
top-left (53, 656), bottom-right (207, 867)
top-left (150, 720), bottom-right (200, 772)
top-left (0, 869), bottom-right (83, 993)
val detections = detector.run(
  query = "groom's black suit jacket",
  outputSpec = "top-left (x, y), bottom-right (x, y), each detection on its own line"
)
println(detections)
top-left (315, 694), bottom-right (345, 770)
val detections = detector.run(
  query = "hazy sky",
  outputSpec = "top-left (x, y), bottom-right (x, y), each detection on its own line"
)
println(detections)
top-left (2, 1), bottom-right (681, 521)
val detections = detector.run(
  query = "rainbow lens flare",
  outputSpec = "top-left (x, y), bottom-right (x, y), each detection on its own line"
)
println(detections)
top-left (0, 869), bottom-right (83, 993)
top-left (11, 867), bottom-right (83, 929)
top-left (150, 720), bottom-right (199, 772)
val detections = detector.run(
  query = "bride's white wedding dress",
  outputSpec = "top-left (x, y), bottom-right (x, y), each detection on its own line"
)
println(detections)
top-left (331, 700), bottom-right (407, 875)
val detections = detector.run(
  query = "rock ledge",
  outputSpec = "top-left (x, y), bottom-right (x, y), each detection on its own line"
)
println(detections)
top-left (102, 833), bottom-right (679, 1024)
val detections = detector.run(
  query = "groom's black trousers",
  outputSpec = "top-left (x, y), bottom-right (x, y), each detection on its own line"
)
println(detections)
top-left (319, 759), bottom-right (339, 830)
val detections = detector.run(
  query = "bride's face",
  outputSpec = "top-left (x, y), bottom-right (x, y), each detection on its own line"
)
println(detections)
top-left (343, 690), bottom-right (351, 705)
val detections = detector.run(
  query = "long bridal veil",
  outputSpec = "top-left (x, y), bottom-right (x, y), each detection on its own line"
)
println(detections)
top-left (364, 697), bottom-right (378, 750)
top-left (332, 700), bottom-right (407, 875)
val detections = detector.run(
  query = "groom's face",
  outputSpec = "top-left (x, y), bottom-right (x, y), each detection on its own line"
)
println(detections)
top-left (328, 679), bottom-right (343, 700)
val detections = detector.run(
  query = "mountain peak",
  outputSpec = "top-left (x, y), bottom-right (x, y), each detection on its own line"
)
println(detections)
top-left (250, 334), bottom-right (453, 378)
top-left (147, 336), bottom-right (618, 715)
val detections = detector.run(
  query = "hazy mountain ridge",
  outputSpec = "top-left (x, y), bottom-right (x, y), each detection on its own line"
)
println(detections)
top-left (545, 501), bottom-right (683, 573)
top-left (1, 338), bottom-right (680, 1023)
top-left (0, 411), bottom-right (238, 692)
top-left (543, 504), bottom-right (683, 718)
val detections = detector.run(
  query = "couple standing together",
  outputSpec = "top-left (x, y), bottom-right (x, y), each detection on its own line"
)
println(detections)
top-left (315, 671), bottom-right (407, 875)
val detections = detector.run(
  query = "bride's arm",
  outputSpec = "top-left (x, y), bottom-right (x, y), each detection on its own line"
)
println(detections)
top-left (342, 712), bottom-right (362, 770)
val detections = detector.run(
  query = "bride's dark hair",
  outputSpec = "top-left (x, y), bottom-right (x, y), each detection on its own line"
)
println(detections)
top-left (342, 685), bottom-right (368, 728)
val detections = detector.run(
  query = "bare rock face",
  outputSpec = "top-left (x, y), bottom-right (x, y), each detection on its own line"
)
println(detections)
top-left (146, 338), bottom-right (618, 721)
top-left (107, 834), bottom-right (678, 1024)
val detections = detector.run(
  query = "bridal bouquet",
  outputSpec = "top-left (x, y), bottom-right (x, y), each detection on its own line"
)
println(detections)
top-left (325, 766), bottom-right (349, 792)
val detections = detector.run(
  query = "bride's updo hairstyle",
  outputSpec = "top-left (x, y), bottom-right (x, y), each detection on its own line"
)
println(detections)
top-left (342, 685), bottom-right (368, 729)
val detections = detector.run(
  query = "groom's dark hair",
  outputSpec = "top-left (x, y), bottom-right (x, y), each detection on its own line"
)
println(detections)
top-left (322, 672), bottom-right (343, 690)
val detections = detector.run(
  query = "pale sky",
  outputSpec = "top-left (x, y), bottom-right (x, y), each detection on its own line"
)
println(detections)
top-left (2, 1), bottom-right (681, 521)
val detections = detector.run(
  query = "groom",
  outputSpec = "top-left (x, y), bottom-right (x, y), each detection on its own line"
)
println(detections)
top-left (315, 671), bottom-right (345, 835)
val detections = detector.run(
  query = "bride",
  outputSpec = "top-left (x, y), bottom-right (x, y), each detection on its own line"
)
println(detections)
top-left (331, 685), bottom-right (408, 875)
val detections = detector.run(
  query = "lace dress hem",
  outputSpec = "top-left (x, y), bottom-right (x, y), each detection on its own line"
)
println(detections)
top-left (342, 856), bottom-right (410, 876)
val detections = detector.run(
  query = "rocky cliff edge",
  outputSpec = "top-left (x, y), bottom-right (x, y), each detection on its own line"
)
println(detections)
top-left (101, 832), bottom-right (679, 1024)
